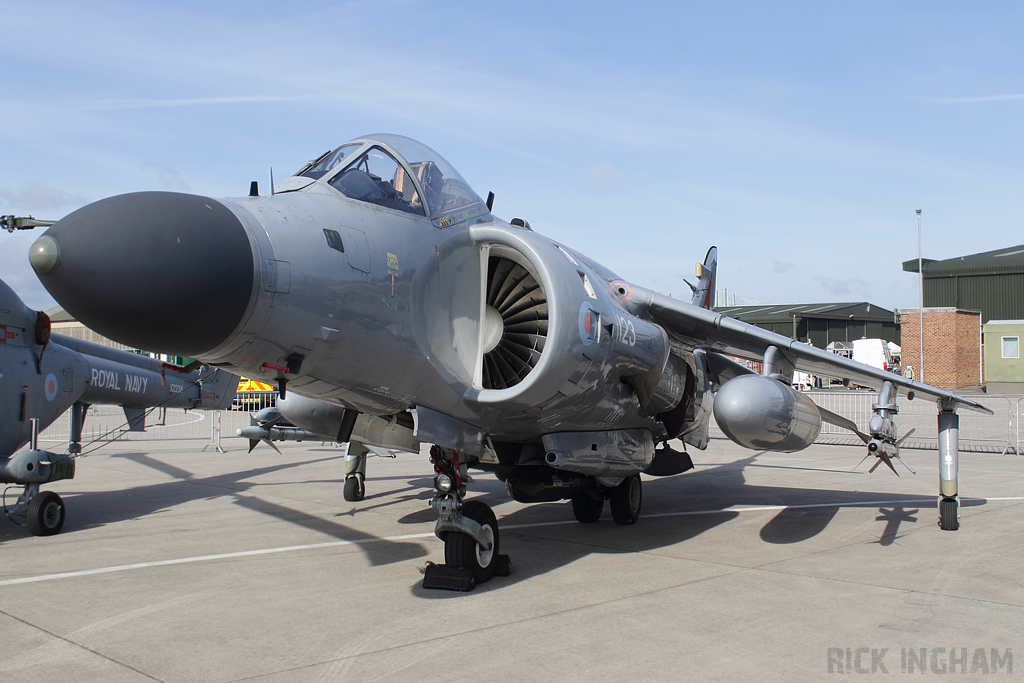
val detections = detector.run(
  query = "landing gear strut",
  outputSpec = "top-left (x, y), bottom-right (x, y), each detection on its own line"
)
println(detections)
top-left (3, 417), bottom-right (75, 536)
top-left (938, 405), bottom-right (960, 531)
top-left (343, 441), bottom-right (368, 502)
top-left (424, 446), bottom-right (510, 590)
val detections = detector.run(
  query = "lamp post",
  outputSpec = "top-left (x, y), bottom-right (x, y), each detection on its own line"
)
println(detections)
top-left (917, 209), bottom-right (924, 383)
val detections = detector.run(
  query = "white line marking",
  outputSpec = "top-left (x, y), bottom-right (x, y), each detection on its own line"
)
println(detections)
top-left (2, 497), bottom-right (1021, 588)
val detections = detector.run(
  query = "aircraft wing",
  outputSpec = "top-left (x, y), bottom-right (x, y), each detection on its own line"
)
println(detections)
top-left (628, 286), bottom-right (993, 415)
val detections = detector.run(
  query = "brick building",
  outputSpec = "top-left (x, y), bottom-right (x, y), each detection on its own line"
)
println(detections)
top-left (898, 308), bottom-right (982, 389)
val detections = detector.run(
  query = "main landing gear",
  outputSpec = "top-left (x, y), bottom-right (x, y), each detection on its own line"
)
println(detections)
top-left (5, 484), bottom-right (66, 536)
top-left (570, 473), bottom-right (643, 525)
top-left (423, 446), bottom-right (511, 590)
top-left (2, 417), bottom-right (77, 536)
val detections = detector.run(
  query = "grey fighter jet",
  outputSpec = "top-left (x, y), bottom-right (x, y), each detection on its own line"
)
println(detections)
top-left (0, 277), bottom-right (238, 535)
top-left (28, 134), bottom-right (991, 583)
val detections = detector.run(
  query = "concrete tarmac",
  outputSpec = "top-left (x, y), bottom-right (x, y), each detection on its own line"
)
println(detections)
top-left (1, 437), bottom-right (1022, 682)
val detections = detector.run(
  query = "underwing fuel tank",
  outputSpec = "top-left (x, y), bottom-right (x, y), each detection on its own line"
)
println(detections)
top-left (713, 374), bottom-right (822, 452)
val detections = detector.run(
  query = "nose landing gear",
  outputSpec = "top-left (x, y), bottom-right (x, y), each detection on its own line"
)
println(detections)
top-left (423, 446), bottom-right (512, 591)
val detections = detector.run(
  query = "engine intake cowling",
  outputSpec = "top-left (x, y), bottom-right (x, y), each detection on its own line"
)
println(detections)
top-left (713, 374), bottom-right (821, 452)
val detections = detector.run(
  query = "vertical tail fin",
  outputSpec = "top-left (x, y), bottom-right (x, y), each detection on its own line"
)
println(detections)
top-left (690, 246), bottom-right (718, 309)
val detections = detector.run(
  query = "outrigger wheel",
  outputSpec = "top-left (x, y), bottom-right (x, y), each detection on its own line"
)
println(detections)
top-left (444, 501), bottom-right (499, 583)
top-left (343, 474), bottom-right (365, 502)
top-left (939, 496), bottom-right (960, 531)
top-left (27, 491), bottom-right (65, 536)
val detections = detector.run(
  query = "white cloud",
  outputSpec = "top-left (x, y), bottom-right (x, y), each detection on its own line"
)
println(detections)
top-left (0, 183), bottom-right (89, 213)
top-left (582, 161), bottom-right (622, 193)
top-left (929, 93), bottom-right (1024, 104)
top-left (140, 162), bottom-right (190, 192)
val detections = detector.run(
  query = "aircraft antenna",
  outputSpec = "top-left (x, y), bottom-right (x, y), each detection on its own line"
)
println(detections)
top-left (269, 167), bottom-right (275, 196)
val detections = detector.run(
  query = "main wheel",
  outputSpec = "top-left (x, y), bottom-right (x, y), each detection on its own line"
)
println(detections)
top-left (571, 492), bottom-right (603, 523)
top-left (343, 475), bottom-right (365, 502)
top-left (610, 474), bottom-right (642, 525)
top-left (27, 491), bottom-right (65, 536)
top-left (939, 496), bottom-right (959, 531)
top-left (444, 501), bottom-right (499, 583)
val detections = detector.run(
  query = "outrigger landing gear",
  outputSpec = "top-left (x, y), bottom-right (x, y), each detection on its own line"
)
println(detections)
top-left (342, 441), bottom-right (368, 502)
top-left (424, 446), bottom-right (511, 590)
top-left (938, 404), bottom-right (960, 531)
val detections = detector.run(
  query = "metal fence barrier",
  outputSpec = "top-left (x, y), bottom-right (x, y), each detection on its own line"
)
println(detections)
top-left (34, 390), bottom-right (1019, 455)
top-left (705, 390), bottom-right (1018, 455)
top-left (37, 392), bottom-right (281, 452)
top-left (807, 391), bottom-right (1016, 454)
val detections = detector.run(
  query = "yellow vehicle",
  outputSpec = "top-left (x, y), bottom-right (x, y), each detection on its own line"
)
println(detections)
top-left (233, 377), bottom-right (276, 410)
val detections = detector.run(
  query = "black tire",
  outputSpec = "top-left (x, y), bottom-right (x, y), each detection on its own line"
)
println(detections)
top-left (444, 501), bottom-right (499, 583)
top-left (610, 474), bottom-right (642, 525)
top-left (343, 476), bottom-right (365, 502)
top-left (571, 492), bottom-right (603, 523)
top-left (939, 497), bottom-right (959, 531)
top-left (27, 491), bottom-right (65, 536)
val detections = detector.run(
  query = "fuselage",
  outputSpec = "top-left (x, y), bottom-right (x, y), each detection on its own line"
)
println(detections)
top-left (31, 135), bottom-right (691, 446)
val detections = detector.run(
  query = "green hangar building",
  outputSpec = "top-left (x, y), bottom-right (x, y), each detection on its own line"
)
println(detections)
top-left (713, 302), bottom-right (899, 348)
top-left (902, 244), bottom-right (1024, 323)
top-left (903, 244), bottom-right (1024, 388)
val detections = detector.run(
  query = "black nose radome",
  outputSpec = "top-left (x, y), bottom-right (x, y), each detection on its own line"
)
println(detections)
top-left (33, 192), bottom-right (254, 357)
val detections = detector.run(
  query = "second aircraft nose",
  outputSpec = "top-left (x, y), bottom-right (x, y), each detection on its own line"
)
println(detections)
top-left (31, 191), bottom-right (254, 357)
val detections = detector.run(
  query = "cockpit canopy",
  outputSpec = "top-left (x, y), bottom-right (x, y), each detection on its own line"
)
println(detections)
top-left (296, 134), bottom-right (485, 220)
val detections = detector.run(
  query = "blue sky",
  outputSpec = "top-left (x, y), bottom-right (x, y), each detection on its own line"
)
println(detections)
top-left (2, 1), bottom-right (1022, 314)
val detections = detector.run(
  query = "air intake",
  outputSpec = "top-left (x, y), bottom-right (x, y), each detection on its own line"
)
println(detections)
top-left (481, 255), bottom-right (548, 389)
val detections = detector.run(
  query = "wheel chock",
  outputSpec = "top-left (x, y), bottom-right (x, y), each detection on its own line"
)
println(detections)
top-left (421, 563), bottom-right (476, 591)
top-left (495, 554), bottom-right (514, 577)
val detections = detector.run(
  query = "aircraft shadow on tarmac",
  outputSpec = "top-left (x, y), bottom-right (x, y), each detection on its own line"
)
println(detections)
top-left (0, 448), bottom-right (432, 567)
top-left (1, 449), bottom-right (986, 586)
top-left (409, 452), bottom-right (987, 596)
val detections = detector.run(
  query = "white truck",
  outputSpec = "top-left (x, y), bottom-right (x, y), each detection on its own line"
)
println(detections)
top-left (851, 338), bottom-right (901, 375)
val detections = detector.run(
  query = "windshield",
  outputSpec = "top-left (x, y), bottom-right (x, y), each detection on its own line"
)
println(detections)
top-left (299, 143), bottom-right (362, 180)
top-left (329, 146), bottom-right (425, 216)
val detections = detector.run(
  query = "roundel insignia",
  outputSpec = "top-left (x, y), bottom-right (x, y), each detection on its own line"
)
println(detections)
top-left (45, 372), bottom-right (59, 401)
top-left (578, 303), bottom-right (599, 346)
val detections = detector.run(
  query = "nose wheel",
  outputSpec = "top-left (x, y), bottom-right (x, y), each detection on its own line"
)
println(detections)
top-left (443, 500), bottom-right (499, 583)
